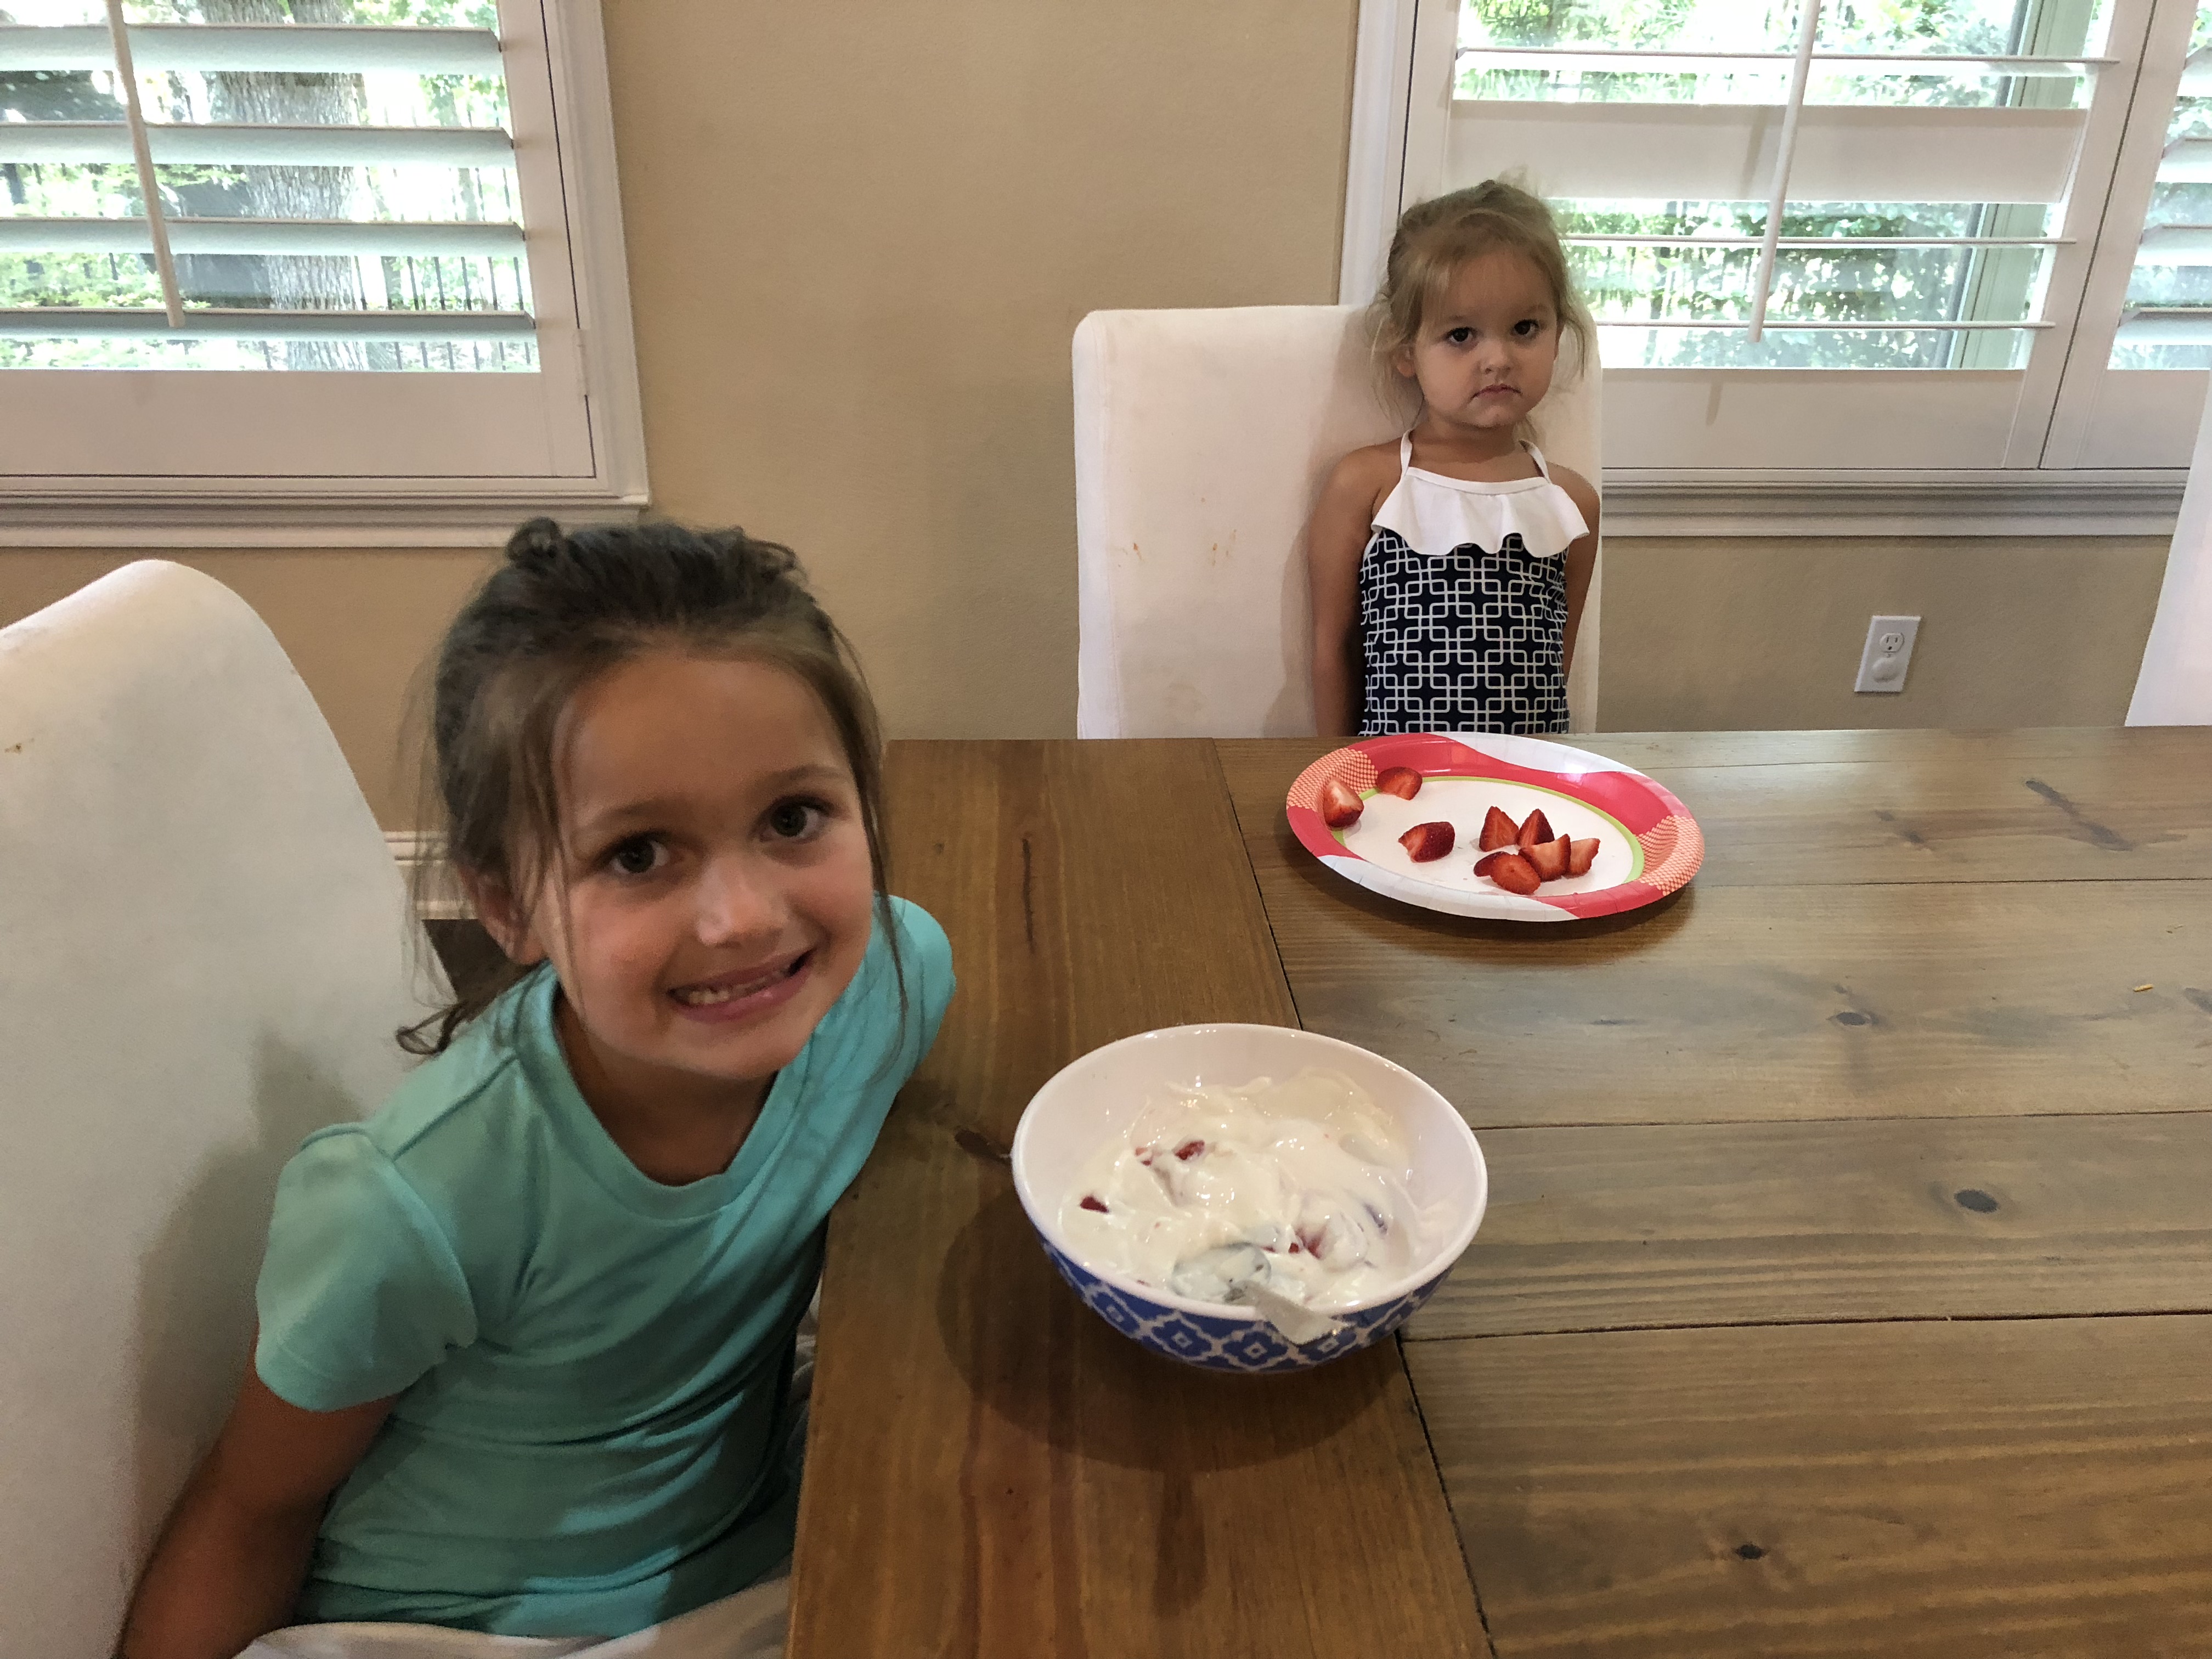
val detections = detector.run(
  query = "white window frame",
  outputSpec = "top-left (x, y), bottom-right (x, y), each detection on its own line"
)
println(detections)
top-left (0, 0), bottom-right (645, 548)
top-left (1344, 0), bottom-right (2194, 535)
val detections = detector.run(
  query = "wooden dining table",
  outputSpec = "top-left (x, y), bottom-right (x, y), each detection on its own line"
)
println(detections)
top-left (786, 727), bottom-right (2212, 1658)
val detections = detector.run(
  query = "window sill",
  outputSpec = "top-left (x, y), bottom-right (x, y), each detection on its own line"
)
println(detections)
top-left (1601, 469), bottom-right (2186, 539)
top-left (0, 483), bottom-right (648, 548)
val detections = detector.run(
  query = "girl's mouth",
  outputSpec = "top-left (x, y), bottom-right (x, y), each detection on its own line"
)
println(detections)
top-left (667, 951), bottom-right (812, 1020)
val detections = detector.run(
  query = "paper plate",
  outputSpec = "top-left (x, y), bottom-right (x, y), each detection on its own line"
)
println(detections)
top-left (1286, 732), bottom-right (1703, 922)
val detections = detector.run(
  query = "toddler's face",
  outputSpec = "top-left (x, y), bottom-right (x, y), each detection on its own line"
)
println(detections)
top-left (1395, 250), bottom-right (1561, 437)
top-left (502, 651), bottom-right (878, 1122)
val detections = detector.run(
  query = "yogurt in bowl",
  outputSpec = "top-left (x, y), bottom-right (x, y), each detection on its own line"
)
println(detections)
top-left (1011, 1024), bottom-right (1487, 1373)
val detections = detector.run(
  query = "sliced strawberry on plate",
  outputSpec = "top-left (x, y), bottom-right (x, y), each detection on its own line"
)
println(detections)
top-left (1517, 808), bottom-right (1555, 850)
top-left (1319, 777), bottom-right (1364, 828)
top-left (1478, 805), bottom-right (1519, 851)
top-left (1079, 1194), bottom-right (1108, 1213)
top-left (1567, 836), bottom-right (1599, 877)
top-left (1476, 849), bottom-right (1541, 895)
top-left (1174, 1139), bottom-right (1206, 1161)
top-left (1399, 820), bottom-right (1454, 862)
top-left (1527, 834), bottom-right (1570, 882)
top-left (1374, 766), bottom-right (1423, 800)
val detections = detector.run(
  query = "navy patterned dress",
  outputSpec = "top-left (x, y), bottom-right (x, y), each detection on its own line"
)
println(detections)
top-left (1357, 439), bottom-right (1583, 737)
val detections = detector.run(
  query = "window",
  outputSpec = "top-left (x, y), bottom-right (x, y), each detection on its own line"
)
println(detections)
top-left (1345, 0), bottom-right (2208, 526)
top-left (0, 0), bottom-right (642, 540)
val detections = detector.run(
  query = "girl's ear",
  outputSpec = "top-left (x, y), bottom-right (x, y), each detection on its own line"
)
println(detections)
top-left (1391, 341), bottom-right (1418, 379)
top-left (457, 868), bottom-right (547, 967)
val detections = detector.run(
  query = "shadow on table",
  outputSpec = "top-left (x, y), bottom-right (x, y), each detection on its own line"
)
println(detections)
top-left (933, 1186), bottom-right (1400, 1611)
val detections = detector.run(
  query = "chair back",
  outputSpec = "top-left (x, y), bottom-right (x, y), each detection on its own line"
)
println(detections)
top-left (2128, 374), bottom-right (2212, 723)
top-left (1073, 303), bottom-right (1602, 737)
top-left (0, 562), bottom-right (438, 1658)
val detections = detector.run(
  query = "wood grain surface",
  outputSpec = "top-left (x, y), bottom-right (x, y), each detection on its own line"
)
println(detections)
top-left (1217, 727), bottom-right (2212, 887)
top-left (1409, 1316), bottom-right (2212, 1658)
top-left (788, 741), bottom-right (1482, 1659)
top-left (1411, 1114), bottom-right (2212, 1338)
top-left (1231, 871), bottom-right (2209, 1126)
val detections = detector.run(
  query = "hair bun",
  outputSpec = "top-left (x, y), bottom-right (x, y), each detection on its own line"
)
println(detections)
top-left (506, 517), bottom-right (567, 570)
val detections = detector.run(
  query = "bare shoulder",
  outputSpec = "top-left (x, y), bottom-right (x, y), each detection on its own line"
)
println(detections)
top-left (1321, 439), bottom-right (1403, 515)
top-left (1547, 461), bottom-right (1601, 529)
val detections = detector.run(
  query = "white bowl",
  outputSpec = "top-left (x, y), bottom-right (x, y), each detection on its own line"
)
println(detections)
top-left (1010, 1024), bottom-right (1487, 1373)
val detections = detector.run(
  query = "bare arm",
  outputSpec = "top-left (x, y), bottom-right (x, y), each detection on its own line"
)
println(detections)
top-left (1553, 464), bottom-right (1602, 675)
top-left (119, 1362), bottom-right (394, 1659)
top-left (1306, 447), bottom-right (1393, 738)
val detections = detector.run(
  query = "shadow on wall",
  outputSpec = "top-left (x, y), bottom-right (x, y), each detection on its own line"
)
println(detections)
top-left (129, 1035), bottom-right (359, 1568)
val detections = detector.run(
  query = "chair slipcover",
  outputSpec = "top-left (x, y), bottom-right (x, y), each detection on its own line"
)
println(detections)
top-left (1073, 303), bottom-right (1603, 738)
top-left (0, 562), bottom-right (438, 1658)
top-left (2128, 370), bottom-right (2212, 724)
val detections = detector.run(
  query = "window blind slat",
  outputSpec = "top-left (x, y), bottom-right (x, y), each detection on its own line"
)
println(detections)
top-left (1450, 100), bottom-right (2087, 204)
top-left (2114, 308), bottom-right (2212, 342)
top-left (0, 307), bottom-right (533, 341)
top-left (0, 123), bottom-right (514, 168)
top-left (2157, 137), bottom-right (2212, 179)
top-left (2133, 224), bottom-right (2212, 261)
top-left (0, 22), bottom-right (500, 76)
top-left (0, 217), bottom-right (525, 257)
top-left (1460, 46), bottom-right (2108, 74)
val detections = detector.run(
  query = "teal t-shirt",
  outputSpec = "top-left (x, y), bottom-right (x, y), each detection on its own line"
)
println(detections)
top-left (254, 898), bottom-right (952, 1639)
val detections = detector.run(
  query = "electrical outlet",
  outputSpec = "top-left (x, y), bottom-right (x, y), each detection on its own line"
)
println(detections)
top-left (1854, 614), bottom-right (1920, 693)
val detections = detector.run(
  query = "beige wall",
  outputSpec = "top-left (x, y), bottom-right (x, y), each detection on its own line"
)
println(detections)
top-left (0, 2), bottom-right (2179, 827)
top-left (0, 0), bottom-right (1361, 827)
top-left (1598, 535), bottom-right (2170, 731)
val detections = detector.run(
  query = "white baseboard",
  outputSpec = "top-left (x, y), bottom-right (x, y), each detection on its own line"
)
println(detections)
top-left (386, 832), bottom-right (473, 921)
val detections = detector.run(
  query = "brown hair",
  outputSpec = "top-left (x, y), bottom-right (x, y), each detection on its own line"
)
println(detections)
top-left (1370, 179), bottom-right (1594, 392)
top-left (399, 517), bottom-right (894, 1056)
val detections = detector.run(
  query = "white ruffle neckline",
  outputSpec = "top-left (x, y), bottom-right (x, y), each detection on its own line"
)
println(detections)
top-left (1372, 439), bottom-right (1588, 561)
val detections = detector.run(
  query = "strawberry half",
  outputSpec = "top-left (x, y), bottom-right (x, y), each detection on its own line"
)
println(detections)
top-left (1527, 834), bottom-right (1570, 882)
top-left (1477, 849), bottom-right (1541, 895)
top-left (1567, 837), bottom-right (1599, 877)
top-left (1478, 805), bottom-right (1519, 851)
top-left (1517, 808), bottom-right (1555, 850)
top-left (1374, 766), bottom-right (1423, 800)
top-left (1319, 777), bottom-right (1364, 829)
top-left (1399, 820), bottom-right (1455, 862)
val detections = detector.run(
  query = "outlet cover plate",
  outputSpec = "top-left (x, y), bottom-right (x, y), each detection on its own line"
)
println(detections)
top-left (1855, 614), bottom-right (1921, 693)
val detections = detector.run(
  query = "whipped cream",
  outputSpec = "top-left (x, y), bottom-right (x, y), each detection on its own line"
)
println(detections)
top-left (1059, 1068), bottom-right (1439, 1316)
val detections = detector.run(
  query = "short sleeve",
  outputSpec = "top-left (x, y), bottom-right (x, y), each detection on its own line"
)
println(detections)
top-left (255, 1126), bottom-right (479, 1412)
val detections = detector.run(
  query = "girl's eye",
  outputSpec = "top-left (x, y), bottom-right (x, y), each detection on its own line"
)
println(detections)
top-left (1514, 319), bottom-right (1544, 339)
top-left (1444, 326), bottom-right (1474, 345)
top-left (607, 836), bottom-right (667, 877)
top-left (766, 799), bottom-right (828, 840)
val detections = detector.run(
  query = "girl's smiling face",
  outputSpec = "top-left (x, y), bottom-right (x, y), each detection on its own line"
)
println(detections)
top-left (1394, 249), bottom-right (1561, 437)
top-left (485, 651), bottom-right (878, 1128)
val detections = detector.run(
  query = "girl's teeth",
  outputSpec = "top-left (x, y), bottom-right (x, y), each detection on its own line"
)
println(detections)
top-left (673, 963), bottom-right (792, 1006)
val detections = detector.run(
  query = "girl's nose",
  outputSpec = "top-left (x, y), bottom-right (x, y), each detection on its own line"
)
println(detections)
top-left (693, 853), bottom-right (785, 945)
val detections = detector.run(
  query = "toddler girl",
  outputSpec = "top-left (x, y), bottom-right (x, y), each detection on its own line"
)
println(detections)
top-left (120, 520), bottom-right (955, 1658)
top-left (1307, 179), bottom-right (1601, 737)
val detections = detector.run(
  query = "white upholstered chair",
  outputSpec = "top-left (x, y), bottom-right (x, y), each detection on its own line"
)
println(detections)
top-left (1073, 303), bottom-right (1603, 738)
top-left (2129, 373), bottom-right (2212, 723)
top-left (0, 562), bottom-right (439, 1658)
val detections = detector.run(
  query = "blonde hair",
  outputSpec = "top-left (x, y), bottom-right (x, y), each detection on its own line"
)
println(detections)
top-left (1370, 179), bottom-right (1594, 389)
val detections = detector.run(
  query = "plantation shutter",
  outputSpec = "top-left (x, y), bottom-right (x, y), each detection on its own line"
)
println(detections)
top-left (1415, 0), bottom-right (2174, 471)
top-left (0, 0), bottom-right (640, 500)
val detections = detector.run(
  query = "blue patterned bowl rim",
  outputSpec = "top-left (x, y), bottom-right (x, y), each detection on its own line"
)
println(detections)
top-left (1008, 1022), bottom-right (1487, 1322)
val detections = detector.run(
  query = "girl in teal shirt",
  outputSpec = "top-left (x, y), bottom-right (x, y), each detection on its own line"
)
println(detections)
top-left (121, 520), bottom-right (955, 1657)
